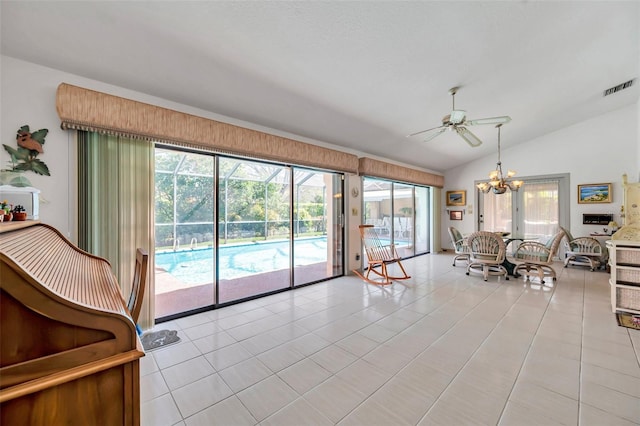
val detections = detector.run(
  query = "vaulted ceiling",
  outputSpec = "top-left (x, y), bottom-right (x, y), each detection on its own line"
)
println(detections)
top-left (2, 1), bottom-right (638, 173)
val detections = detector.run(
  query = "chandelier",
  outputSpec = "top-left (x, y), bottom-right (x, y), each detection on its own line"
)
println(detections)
top-left (476, 124), bottom-right (522, 194)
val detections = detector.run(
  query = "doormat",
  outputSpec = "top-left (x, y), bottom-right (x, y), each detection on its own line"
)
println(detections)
top-left (141, 329), bottom-right (181, 351)
top-left (616, 313), bottom-right (640, 330)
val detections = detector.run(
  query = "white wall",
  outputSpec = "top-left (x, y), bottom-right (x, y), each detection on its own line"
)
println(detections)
top-left (442, 102), bottom-right (639, 249)
top-left (3, 56), bottom-right (438, 272)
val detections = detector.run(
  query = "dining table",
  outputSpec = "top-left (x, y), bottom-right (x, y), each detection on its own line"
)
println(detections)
top-left (491, 232), bottom-right (525, 278)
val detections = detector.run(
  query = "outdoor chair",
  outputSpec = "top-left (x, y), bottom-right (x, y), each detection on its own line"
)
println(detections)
top-left (466, 231), bottom-right (509, 281)
top-left (448, 226), bottom-right (470, 266)
top-left (559, 226), bottom-right (604, 271)
top-left (353, 224), bottom-right (411, 285)
top-left (511, 230), bottom-right (565, 284)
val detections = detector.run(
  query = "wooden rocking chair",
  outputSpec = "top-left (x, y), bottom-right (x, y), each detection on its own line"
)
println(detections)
top-left (353, 224), bottom-right (411, 285)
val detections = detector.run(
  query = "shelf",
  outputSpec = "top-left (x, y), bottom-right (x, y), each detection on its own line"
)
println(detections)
top-left (609, 240), bottom-right (640, 313)
top-left (614, 282), bottom-right (640, 289)
top-left (616, 307), bottom-right (640, 315)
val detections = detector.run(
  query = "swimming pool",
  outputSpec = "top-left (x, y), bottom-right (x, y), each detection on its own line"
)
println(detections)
top-left (155, 236), bottom-right (328, 284)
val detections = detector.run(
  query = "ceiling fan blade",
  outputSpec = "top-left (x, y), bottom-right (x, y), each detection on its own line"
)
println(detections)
top-left (406, 125), bottom-right (445, 138)
top-left (421, 127), bottom-right (447, 143)
top-left (465, 116), bottom-right (512, 126)
top-left (456, 127), bottom-right (483, 147)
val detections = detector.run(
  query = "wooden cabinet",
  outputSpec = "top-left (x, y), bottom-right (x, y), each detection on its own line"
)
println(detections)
top-left (607, 240), bottom-right (640, 314)
top-left (0, 223), bottom-right (144, 425)
top-left (622, 174), bottom-right (640, 227)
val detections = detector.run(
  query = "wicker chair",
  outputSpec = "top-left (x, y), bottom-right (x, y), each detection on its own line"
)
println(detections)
top-left (465, 231), bottom-right (509, 281)
top-left (559, 226), bottom-right (604, 271)
top-left (448, 226), bottom-right (470, 266)
top-left (511, 230), bottom-right (565, 284)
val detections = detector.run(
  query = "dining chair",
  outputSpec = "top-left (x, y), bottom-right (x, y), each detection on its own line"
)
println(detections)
top-left (559, 226), bottom-right (604, 271)
top-left (448, 226), bottom-right (470, 266)
top-left (511, 229), bottom-right (565, 284)
top-left (465, 231), bottom-right (509, 281)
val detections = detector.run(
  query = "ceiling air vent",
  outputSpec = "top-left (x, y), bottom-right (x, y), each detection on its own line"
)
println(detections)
top-left (603, 79), bottom-right (635, 96)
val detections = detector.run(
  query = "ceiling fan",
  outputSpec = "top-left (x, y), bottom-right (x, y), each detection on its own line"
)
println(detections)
top-left (407, 87), bottom-right (511, 147)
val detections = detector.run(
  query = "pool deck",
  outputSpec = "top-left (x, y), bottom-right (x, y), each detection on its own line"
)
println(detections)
top-left (155, 261), bottom-right (331, 319)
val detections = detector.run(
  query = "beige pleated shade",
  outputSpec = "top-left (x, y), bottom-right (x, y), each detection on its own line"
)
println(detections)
top-left (56, 83), bottom-right (359, 174)
top-left (358, 157), bottom-right (444, 188)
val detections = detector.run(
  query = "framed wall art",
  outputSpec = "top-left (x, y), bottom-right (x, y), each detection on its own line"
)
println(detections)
top-left (578, 183), bottom-right (612, 204)
top-left (446, 190), bottom-right (466, 207)
top-left (449, 210), bottom-right (463, 221)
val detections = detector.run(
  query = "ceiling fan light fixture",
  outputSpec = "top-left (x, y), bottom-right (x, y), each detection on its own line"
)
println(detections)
top-left (449, 110), bottom-right (466, 124)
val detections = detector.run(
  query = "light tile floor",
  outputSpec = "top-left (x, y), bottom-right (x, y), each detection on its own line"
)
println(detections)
top-left (141, 253), bottom-right (640, 425)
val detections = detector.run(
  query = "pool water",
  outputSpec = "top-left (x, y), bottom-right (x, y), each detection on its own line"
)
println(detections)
top-left (156, 237), bottom-right (328, 284)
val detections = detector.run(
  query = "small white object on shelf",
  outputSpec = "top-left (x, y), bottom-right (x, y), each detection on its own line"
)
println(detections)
top-left (0, 185), bottom-right (40, 219)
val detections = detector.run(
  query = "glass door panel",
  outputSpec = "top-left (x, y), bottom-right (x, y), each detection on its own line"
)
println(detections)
top-left (363, 179), bottom-right (392, 265)
top-left (393, 183), bottom-right (414, 257)
top-left (479, 190), bottom-right (512, 233)
top-left (293, 169), bottom-right (343, 286)
top-left (154, 148), bottom-right (215, 319)
top-left (218, 158), bottom-right (291, 303)
top-left (521, 180), bottom-right (559, 242)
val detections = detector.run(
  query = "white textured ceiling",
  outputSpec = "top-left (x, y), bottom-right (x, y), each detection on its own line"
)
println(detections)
top-left (1, 1), bottom-right (638, 173)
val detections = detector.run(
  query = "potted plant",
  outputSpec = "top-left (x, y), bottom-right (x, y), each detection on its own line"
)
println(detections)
top-left (1, 200), bottom-right (12, 222)
top-left (12, 205), bottom-right (27, 221)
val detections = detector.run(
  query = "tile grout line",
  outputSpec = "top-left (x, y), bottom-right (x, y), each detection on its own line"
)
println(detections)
top-left (577, 268), bottom-right (587, 425)
top-left (488, 276), bottom-right (562, 425)
top-left (389, 277), bottom-right (525, 424)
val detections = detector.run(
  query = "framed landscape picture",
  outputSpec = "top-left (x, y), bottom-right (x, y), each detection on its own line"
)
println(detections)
top-left (446, 190), bottom-right (466, 207)
top-left (578, 183), bottom-right (612, 204)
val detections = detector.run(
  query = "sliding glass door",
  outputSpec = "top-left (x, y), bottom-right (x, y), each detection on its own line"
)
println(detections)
top-left (362, 177), bottom-right (431, 262)
top-left (154, 147), bottom-right (346, 319)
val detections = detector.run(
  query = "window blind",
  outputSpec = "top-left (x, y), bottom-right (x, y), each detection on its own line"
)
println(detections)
top-left (56, 83), bottom-right (359, 174)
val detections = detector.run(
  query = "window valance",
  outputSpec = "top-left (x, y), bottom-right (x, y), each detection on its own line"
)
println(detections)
top-left (56, 83), bottom-right (359, 174)
top-left (358, 157), bottom-right (444, 188)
